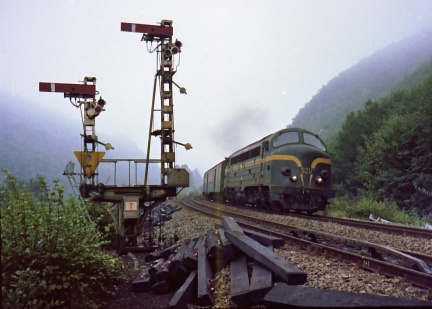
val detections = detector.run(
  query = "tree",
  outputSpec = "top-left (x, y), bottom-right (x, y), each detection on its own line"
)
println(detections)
top-left (355, 74), bottom-right (432, 215)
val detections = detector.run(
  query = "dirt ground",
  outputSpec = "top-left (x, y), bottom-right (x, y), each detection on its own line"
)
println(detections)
top-left (101, 252), bottom-right (178, 309)
top-left (102, 284), bottom-right (176, 309)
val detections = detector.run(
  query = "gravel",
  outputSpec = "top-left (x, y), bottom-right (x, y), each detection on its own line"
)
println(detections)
top-left (199, 199), bottom-right (432, 255)
top-left (160, 200), bottom-right (431, 306)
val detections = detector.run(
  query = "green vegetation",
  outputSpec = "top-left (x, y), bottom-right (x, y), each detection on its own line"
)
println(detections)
top-left (1, 171), bottom-right (124, 308)
top-left (291, 27), bottom-right (432, 140)
top-left (327, 60), bottom-right (432, 219)
top-left (289, 28), bottom-right (432, 225)
top-left (327, 195), bottom-right (427, 227)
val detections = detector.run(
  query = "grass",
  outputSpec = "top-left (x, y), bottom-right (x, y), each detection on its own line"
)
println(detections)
top-left (326, 195), bottom-right (428, 227)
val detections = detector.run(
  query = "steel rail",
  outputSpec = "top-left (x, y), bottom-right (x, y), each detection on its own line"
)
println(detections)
top-left (304, 214), bottom-right (432, 239)
top-left (181, 197), bottom-right (432, 290)
top-left (193, 196), bottom-right (432, 239)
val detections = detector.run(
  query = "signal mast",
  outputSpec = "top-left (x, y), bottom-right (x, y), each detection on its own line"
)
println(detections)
top-left (39, 20), bottom-right (190, 254)
top-left (39, 77), bottom-right (111, 183)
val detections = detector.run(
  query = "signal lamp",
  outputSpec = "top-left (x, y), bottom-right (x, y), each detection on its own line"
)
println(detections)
top-left (321, 170), bottom-right (329, 178)
top-left (97, 97), bottom-right (106, 107)
top-left (164, 48), bottom-right (172, 58)
top-left (281, 168), bottom-right (291, 176)
top-left (171, 45), bottom-right (179, 54)
top-left (174, 39), bottom-right (182, 48)
top-left (86, 108), bottom-right (97, 119)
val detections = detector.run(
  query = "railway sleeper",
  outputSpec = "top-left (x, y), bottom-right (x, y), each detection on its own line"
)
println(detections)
top-left (264, 283), bottom-right (432, 307)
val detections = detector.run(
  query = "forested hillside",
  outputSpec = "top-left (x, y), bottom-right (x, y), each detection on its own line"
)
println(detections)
top-left (0, 92), bottom-right (160, 190)
top-left (0, 92), bottom-right (79, 183)
top-left (291, 26), bottom-right (432, 140)
top-left (0, 92), bottom-right (204, 192)
top-left (328, 60), bottom-right (432, 217)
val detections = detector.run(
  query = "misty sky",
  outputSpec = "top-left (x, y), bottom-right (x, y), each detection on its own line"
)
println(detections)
top-left (1, 0), bottom-right (432, 174)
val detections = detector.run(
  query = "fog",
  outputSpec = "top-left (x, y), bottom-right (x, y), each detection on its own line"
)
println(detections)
top-left (1, 0), bottom-right (431, 174)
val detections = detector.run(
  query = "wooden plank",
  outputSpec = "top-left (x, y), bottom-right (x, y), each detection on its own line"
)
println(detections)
top-left (168, 270), bottom-right (197, 309)
top-left (229, 247), bottom-right (273, 306)
top-left (148, 259), bottom-right (165, 279)
top-left (263, 283), bottom-right (432, 307)
top-left (183, 238), bottom-right (199, 271)
top-left (144, 243), bottom-right (178, 262)
top-left (248, 260), bottom-right (273, 304)
top-left (151, 280), bottom-right (170, 295)
top-left (230, 255), bottom-right (250, 306)
top-left (169, 242), bottom-right (189, 287)
top-left (222, 216), bottom-right (306, 285)
top-left (160, 243), bottom-right (181, 259)
top-left (222, 216), bottom-right (244, 233)
top-left (218, 228), bottom-right (236, 262)
top-left (132, 267), bottom-right (152, 292)
top-left (169, 242), bottom-right (188, 273)
top-left (206, 227), bottom-right (223, 260)
top-left (243, 228), bottom-right (285, 248)
top-left (153, 256), bottom-right (172, 282)
top-left (197, 236), bottom-right (215, 306)
top-left (224, 230), bottom-right (306, 285)
top-left (171, 264), bottom-right (188, 288)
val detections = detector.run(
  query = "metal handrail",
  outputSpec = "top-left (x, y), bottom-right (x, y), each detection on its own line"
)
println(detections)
top-left (100, 158), bottom-right (161, 186)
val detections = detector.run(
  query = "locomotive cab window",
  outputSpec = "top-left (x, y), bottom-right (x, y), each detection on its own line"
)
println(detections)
top-left (273, 131), bottom-right (299, 147)
top-left (303, 133), bottom-right (326, 151)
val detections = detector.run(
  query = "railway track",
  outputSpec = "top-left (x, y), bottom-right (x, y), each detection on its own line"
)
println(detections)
top-left (291, 211), bottom-right (431, 239)
top-left (181, 196), bottom-right (432, 291)
top-left (193, 196), bottom-right (432, 239)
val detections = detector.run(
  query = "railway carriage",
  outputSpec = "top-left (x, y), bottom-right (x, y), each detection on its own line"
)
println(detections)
top-left (203, 128), bottom-right (334, 214)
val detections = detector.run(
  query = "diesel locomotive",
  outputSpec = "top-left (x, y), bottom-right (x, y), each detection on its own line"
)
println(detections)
top-left (203, 128), bottom-right (334, 214)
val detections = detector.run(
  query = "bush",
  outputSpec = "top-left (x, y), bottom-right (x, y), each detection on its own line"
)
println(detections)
top-left (327, 194), bottom-right (425, 226)
top-left (1, 171), bottom-right (124, 308)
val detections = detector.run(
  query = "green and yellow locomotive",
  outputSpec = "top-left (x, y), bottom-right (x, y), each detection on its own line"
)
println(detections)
top-left (203, 128), bottom-right (334, 214)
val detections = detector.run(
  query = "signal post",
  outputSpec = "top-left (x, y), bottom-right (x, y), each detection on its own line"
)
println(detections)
top-left (39, 20), bottom-right (190, 254)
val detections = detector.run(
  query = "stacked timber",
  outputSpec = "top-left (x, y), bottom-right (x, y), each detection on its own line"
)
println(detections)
top-left (145, 201), bottom-right (182, 227)
top-left (133, 215), bottom-right (432, 308)
top-left (133, 215), bottom-right (305, 308)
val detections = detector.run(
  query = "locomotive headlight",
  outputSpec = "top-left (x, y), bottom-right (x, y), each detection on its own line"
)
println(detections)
top-left (290, 175), bottom-right (298, 182)
top-left (316, 176), bottom-right (323, 184)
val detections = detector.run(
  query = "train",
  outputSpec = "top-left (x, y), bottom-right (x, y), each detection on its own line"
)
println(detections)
top-left (202, 127), bottom-right (334, 214)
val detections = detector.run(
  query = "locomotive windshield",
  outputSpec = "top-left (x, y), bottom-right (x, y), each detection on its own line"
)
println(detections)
top-left (303, 133), bottom-right (326, 151)
top-left (272, 130), bottom-right (327, 151)
top-left (273, 131), bottom-right (299, 147)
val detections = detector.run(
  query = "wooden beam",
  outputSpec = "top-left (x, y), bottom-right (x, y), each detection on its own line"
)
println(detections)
top-left (169, 242), bottom-right (189, 287)
top-left (248, 259), bottom-right (273, 304)
top-left (151, 280), bottom-right (170, 295)
top-left (264, 283), bottom-right (432, 307)
top-left (168, 270), bottom-right (197, 309)
top-left (132, 267), bottom-right (151, 292)
top-left (183, 238), bottom-right (199, 271)
top-left (230, 255), bottom-right (250, 306)
top-left (197, 236), bottom-right (215, 306)
top-left (206, 227), bottom-right (223, 260)
top-left (218, 228), bottom-right (236, 262)
top-left (222, 216), bottom-right (306, 285)
top-left (243, 228), bottom-right (285, 248)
